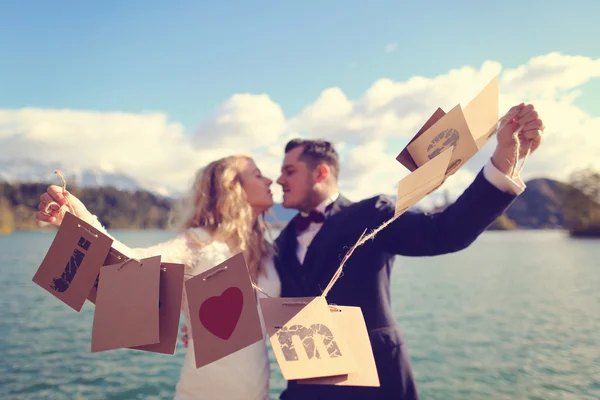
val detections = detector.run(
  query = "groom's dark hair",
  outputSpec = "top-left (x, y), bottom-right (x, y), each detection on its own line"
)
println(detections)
top-left (285, 138), bottom-right (340, 179)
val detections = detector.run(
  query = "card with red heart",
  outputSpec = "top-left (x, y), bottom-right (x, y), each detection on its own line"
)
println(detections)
top-left (130, 262), bottom-right (185, 355)
top-left (87, 247), bottom-right (128, 305)
top-left (32, 211), bottom-right (113, 312)
top-left (184, 252), bottom-right (263, 369)
top-left (91, 255), bottom-right (161, 352)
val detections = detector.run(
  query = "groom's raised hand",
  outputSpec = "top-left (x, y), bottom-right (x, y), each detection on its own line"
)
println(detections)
top-left (491, 103), bottom-right (545, 175)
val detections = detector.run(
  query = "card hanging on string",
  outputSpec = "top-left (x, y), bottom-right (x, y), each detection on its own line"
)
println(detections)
top-left (185, 252), bottom-right (263, 369)
top-left (259, 296), bottom-right (357, 381)
top-left (344, 79), bottom-right (501, 274)
top-left (392, 147), bottom-right (453, 219)
top-left (87, 247), bottom-right (127, 305)
top-left (130, 262), bottom-right (185, 355)
top-left (298, 305), bottom-right (380, 387)
top-left (91, 255), bottom-right (161, 352)
top-left (32, 211), bottom-right (113, 312)
top-left (396, 107), bottom-right (447, 172)
top-left (406, 104), bottom-right (478, 178)
top-left (398, 76), bottom-right (499, 176)
top-left (463, 76), bottom-right (499, 149)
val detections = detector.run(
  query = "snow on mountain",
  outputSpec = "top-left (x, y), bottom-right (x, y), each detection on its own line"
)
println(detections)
top-left (0, 158), bottom-right (143, 193)
top-left (0, 159), bottom-right (426, 220)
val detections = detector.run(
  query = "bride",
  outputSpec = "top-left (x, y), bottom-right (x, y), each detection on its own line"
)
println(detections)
top-left (35, 155), bottom-right (281, 400)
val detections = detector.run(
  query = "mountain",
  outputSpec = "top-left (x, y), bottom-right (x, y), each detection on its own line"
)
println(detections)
top-left (0, 182), bottom-right (172, 231)
top-left (503, 178), bottom-right (572, 229)
top-left (423, 177), bottom-right (577, 231)
top-left (0, 181), bottom-right (298, 232)
top-left (0, 159), bottom-right (143, 193)
top-left (0, 159), bottom-right (426, 220)
top-left (0, 175), bottom-right (595, 235)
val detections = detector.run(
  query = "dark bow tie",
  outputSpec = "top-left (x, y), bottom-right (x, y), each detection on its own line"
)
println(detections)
top-left (292, 209), bottom-right (325, 234)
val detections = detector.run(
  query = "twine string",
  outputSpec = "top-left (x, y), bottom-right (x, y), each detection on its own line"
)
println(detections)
top-left (44, 170), bottom-right (77, 218)
top-left (118, 257), bottom-right (141, 271)
top-left (320, 110), bottom-right (544, 301)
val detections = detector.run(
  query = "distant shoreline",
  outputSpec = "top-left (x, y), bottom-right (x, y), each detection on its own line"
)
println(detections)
top-left (2, 226), bottom-right (598, 239)
top-left (2, 180), bottom-right (599, 238)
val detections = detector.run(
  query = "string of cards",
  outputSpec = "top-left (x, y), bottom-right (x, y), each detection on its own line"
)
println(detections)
top-left (31, 77), bottom-right (499, 386)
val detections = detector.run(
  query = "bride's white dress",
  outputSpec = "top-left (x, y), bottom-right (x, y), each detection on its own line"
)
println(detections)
top-left (90, 218), bottom-right (281, 400)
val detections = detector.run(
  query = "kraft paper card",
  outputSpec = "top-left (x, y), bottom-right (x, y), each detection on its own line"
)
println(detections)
top-left (396, 107), bottom-right (446, 172)
top-left (406, 104), bottom-right (478, 177)
top-left (463, 76), bottom-right (499, 149)
top-left (260, 296), bottom-right (357, 381)
top-left (32, 211), bottom-right (113, 312)
top-left (91, 255), bottom-right (161, 352)
top-left (298, 306), bottom-right (380, 387)
top-left (87, 247), bottom-right (128, 304)
top-left (131, 262), bottom-right (185, 355)
top-left (393, 147), bottom-right (453, 218)
top-left (398, 77), bottom-right (499, 174)
top-left (185, 252), bottom-right (263, 369)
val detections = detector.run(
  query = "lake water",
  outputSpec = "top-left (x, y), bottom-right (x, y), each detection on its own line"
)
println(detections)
top-left (1, 230), bottom-right (599, 399)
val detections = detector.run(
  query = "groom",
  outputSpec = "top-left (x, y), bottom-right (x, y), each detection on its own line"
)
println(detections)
top-left (273, 103), bottom-right (544, 399)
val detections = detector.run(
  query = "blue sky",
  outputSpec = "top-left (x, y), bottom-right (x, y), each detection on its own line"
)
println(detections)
top-left (1, 0), bottom-right (598, 131)
top-left (1, 1), bottom-right (599, 202)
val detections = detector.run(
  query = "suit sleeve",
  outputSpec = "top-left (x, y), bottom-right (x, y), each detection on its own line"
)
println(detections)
top-left (373, 168), bottom-right (518, 256)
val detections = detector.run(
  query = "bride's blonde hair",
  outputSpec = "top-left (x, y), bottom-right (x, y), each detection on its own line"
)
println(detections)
top-left (172, 155), bottom-right (271, 281)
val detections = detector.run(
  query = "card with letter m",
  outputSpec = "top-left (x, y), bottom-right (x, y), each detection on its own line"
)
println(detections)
top-left (32, 212), bottom-right (113, 312)
top-left (260, 296), bottom-right (357, 380)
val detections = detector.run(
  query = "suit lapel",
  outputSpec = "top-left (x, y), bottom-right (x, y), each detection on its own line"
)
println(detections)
top-left (301, 195), bottom-right (353, 291)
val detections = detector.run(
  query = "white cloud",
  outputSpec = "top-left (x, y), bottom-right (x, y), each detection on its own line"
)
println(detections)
top-left (1, 52), bottom-right (599, 208)
top-left (384, 43), bottom-right (398, 53)
top-left (289, 52), bottom-right (600, 203)
top-left (338, 140), bottom-right (403, 201)
top-left (289, 60), bottom-right (504, 149)
top-left (501, 53), bottom-right (600, 98)
top-left (0, 108), bottom-right (205, 193)
top-left (193, 93), bottom-right (287, 150)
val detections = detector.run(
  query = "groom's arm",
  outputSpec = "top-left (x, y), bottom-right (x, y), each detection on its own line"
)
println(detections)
top-left (373, 160), bottom-right (524, 257)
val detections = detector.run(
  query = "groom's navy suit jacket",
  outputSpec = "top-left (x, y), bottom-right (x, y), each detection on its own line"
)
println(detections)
top-left (273, 169), bottom-right (517, 400)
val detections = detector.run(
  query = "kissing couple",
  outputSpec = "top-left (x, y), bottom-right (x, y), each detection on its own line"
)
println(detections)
top-left (36, 103), bottom-right (544, 400)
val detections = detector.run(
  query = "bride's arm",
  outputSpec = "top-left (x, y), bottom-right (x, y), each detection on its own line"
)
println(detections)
top-left (89, 214), bottom-right (233, 278)
top-left (89, 214), bottom-right (189, 264)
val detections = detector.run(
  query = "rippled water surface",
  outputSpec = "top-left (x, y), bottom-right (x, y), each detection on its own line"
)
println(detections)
top-left (1, 230), bottom-right (599, 399)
